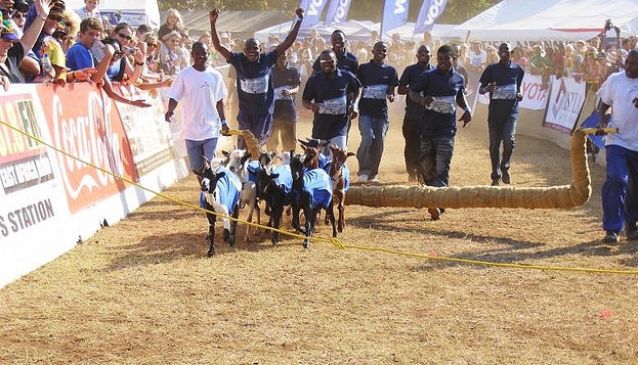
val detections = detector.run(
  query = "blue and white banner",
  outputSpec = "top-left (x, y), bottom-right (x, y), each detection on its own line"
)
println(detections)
top-left (414, 0), bottom-right (448, 34)
top-left (324, 0), bottom-right (352, 26)
top-left (381, 0), bottom-right (410, 38)
top-left (299, 0), bottom-right (330, 29)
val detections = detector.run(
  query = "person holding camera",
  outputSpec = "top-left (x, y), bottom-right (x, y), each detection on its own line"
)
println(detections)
top-left (110, 22), bottom-right (145, 84)
top-left (596, 49), bottom-right (638, 244)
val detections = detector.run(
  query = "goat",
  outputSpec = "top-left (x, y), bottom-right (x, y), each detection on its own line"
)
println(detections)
top-left (193, 162), bottom-right (242, 257)
top-left (291, 149), bottom-right (335, 248)
top-left (225, 149), bottom-right (260, 242)
top-left (255, 163), bottom-right (300, 245)
top-left (327, 145), bottom-right (355, 233)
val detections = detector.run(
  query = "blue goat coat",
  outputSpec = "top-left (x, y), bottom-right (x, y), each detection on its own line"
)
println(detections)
top-left (199, 167), bottom-right (242, 216)
top-left (303, 168), bottom-right (333, 209)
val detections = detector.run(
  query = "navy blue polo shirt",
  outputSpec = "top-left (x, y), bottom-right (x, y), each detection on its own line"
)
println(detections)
top-left (357, 61), bottom-right (399, 119)
top-left (271, 63), bottom-right (301, 122)
top-left (312, 50), bottom-right (359, 74)
top-left (302, 68), bottom-right (362, 140)
top-left (399, 62), bottom-right (432, 121)
top-left (228, 51), bottom-right (279, 115)
top-left (410, 67), bottom-right (465, 138)
top-left (479, 61), bottom-right (525, 120)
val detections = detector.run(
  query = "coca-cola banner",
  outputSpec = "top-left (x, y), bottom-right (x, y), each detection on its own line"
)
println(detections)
top-left (37, 83), bottom-right (138, 214)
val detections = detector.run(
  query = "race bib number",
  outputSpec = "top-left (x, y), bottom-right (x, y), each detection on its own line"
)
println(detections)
top-left (274, 86), bottom-right (294, 100)
top-left (492, 83), bottom-right (517, 100)
top-left (428, 95), bottom-right (456, 114)
top-left (362, 84), bottom-right (388, 100)
top-left (240, 75), bottom-right (269, 94)
top-left (318, 96), bottom-right (347, 115)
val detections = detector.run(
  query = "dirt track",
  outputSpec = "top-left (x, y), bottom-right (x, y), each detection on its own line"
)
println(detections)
top-left (1, 104), bottom-right (638, 364)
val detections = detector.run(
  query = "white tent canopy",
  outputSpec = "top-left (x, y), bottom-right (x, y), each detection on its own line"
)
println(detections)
top-left (65, 0), bottom-right (161, 28)
top-left (254, 20), bottom-right (378, 42)
top-left (454, 0), bottom-right (638, 43)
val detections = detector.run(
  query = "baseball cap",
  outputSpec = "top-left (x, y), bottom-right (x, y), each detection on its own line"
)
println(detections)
top-left (0, 24), bottom-right (19, 42)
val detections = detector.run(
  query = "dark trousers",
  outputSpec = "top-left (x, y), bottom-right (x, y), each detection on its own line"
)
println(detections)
top-left (602, 145), bottom-right (638, 232)
top-left (402, 116), bottom-right (421, 178)
top-left (419, 135), bottom-right (455, 187)
top-left (237, 111), bottom-right (273, 148)
top-left (488, 115), bottom-right (517, 180)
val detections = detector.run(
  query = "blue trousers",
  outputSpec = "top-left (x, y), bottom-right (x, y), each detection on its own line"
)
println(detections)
top-left (488, 114), bottom-right (517, 180)
top-left (420, 135), bottom-right (455, 187)
top-left (602, 145), bottom-right (638, 232)
top-left (237, 111), bottom-right (273, 148)
top-left (356, 115), bottom-right (389, 177)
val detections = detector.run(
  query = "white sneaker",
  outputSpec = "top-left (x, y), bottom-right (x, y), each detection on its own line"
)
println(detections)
top-left (358, 174), bottom-right (368, 182)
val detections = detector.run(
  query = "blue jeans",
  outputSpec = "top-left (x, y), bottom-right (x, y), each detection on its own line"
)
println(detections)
top-left (420, 135), bottom-right (455, 187)
top-left (602, 145), bottom-right (638, 232)
top-left (186, 138), bottom-right (218, 171)
top-left (356, 115), bottom-right (389, 177)
top-left (488, 115), bottom-right (517, 180)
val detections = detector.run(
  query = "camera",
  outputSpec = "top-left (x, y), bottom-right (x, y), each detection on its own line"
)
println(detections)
top-left (122, 46), bottom-right (138, 56)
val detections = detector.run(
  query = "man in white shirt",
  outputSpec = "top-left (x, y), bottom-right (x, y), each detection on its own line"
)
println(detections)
top-left (165, 41), bottom-right (229, 172)
top-left (75, 0), bottom-right (101, 20)
top-left (596, 49), bottom-right (638, 243)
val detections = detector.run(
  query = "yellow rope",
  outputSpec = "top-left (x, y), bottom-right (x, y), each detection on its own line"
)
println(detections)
top-left (2, 120), bottom-right (636, 275)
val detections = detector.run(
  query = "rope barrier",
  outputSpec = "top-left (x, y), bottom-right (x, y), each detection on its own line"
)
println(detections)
top-left (2, 119), bottom-right (636, 276)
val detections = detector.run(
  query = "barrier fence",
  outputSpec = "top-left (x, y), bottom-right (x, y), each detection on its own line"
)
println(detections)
top-left (0, 75), bottom-right (607, 288)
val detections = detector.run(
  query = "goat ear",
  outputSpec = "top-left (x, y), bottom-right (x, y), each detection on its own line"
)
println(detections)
top-left (346, 152), bottom-right (356, 158)
top-left (221, 150), bottom-right (230, 157)
top-left (215, 171), bottom-right (226, 179)
top-left (192, 169), bottom-right (204, 178)
top-left (298, 139), bottom-right (309, 147)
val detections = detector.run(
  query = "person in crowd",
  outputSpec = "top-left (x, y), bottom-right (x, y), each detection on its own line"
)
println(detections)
top-left (11, 7), bottom-right (26, 33)
top-left (111, 22), bottom-right (146, 84)
top-left (21, 0), bottom-right (66, 81)
top-left (143, 33), bottom-right (160, 75)
top-left (450, 44), bottom-right (468, 86)
top-left (158, 8), bottom-right (183, 41)
top-left (210, 7), bottom-right (304, 148)
top-left (75, 0), bottom-right (99, 20)
top-left (583, 48), bottom-right (601, 90)
top-left (302, 49), bottom-right (361, 149)
top-left (596, 49), bottom-right (638, 244)
top-left (164, 41), bottom-right (229, 171)
top-left (511, 46), bottom-right (528, 70)
top-left (485, 46), bottom-right (498, 65)
top-left (312, 30), bottom-right (358, 75)
top-left (398, 45), bottom-right (432, 182)
top-left (0, 0), bottom-right (55, 83)
top-left (478, 42), bottom-right (525, 186)
top-left (267, 48), bottom-right (300, 152)
top-left (355, 41), bottom-right (398, 183)
top-left (56, 9), bottom-right (80, 53)
top-left (135, 24), bottom-right (151, 44)
top-left (160, 30), bottom-right (187, 76)
top-left (467, 41), bottom-right (487, 73)
top-left (66, 17), bottom-right (113, 83)
top-left (409, 45), bottom-right (472, 220)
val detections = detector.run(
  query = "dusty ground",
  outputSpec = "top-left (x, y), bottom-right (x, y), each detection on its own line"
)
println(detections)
top-left (1, 104), bottom-right (638, 365)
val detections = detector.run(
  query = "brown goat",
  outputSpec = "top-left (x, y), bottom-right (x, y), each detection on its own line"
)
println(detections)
top-left (328, 145), bottom-right (355, 233)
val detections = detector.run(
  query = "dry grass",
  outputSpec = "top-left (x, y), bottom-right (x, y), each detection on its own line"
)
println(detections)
top-left (2, 106), bottom-right (638, 364)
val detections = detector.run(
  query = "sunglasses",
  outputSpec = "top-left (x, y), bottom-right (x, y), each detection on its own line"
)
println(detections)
top-left (147, 42), bottom-right (158, 47)
top-left (48, 14), bottom-right (63, 22)
top-left (118, 33), bottom-right (132, 41)
top-left (12, 12), bottom-right (26, 19)
top-left (112, 50), bottom-right (123, 58)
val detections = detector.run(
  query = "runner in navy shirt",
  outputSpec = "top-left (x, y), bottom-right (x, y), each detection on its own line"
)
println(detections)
top-left (398, 45), bottom-right (432, 182)
top-left (410, 44), bottom-right (472, 220)
top-left (210, 7), bottom-right (304, 148)
top-left (302, 50), bottom-right (361, 149)
top-left (355, 41), bottom-right (398, 183)
top-left (479, 42), bottom-right (525, 186)
top-left (312, 30), bottom-right (358, 75)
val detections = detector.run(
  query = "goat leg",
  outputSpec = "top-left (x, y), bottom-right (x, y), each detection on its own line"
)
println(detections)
top-left (205, 211), bottom-right (217, 257)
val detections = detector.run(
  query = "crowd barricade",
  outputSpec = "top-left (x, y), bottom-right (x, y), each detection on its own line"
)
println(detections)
top-left (0, 82), bottom-right (188, 289)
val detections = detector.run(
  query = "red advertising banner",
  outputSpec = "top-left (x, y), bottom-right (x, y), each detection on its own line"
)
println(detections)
top-left (36, 83), bottom-right (138, 214)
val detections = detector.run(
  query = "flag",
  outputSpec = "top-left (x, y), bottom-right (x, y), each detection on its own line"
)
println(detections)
top-left (324, 0), bottom-right (352, 26)
top-left (299, 0), bottom-right (330, 29)
top-left (380, 0), bottom-right (410, 40)
top-left (414, 0), bottom-right (448, 34)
